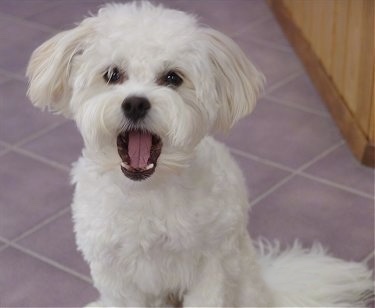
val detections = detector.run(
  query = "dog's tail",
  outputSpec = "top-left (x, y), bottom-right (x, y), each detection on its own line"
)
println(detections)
top-left (256, 239), bottom-right (374, 307)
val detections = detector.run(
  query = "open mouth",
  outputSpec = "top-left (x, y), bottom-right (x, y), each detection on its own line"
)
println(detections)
top-left (117, 129), bottom-right (162, 181)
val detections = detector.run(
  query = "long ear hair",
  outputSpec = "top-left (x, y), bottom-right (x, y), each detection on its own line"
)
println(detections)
top-left (201, 28), bottom-right (264, 131)
top-left (26, 22), bottom-right (94, 117)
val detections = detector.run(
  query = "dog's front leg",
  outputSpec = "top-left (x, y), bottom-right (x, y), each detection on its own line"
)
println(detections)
top-left (183, 257), bottom-right (226, 307)
top-left (90, 263), bottom-right (148, 307)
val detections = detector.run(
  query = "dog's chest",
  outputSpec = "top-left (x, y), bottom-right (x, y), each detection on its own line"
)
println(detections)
top-left (115, 192), bottom-right (214, 254)
top-left (72, 152), bottom-right (244, 295)
top-left (76, 190), bottom-right (208, 294)
top-left (74, 182), bottom-right (225, 255)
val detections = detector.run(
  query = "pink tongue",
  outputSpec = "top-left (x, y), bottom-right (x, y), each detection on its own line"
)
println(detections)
top-left (128, 131), bottom-right (152, 169)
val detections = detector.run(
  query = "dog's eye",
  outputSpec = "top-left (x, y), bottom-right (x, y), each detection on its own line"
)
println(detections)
top-left (104, 67), bottom-right (124, 84)
top-left (163, 71), bottom-right (183, 87)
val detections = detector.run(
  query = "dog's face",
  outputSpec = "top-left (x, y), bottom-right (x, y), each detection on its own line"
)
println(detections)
top-left (27, 2), bottom-right (263, 182)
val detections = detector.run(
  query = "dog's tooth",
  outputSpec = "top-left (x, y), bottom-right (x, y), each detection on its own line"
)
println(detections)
top-left (146, 163), bottom-right (154, 170)
top-left (121, 162), bottom-right (131, 170)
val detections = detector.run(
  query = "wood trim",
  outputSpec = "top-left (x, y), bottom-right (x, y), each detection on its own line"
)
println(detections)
top-left (268, 0), bottom-right (374, 167)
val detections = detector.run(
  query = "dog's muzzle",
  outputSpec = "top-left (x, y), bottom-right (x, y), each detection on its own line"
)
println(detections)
top-left (117, 129), bottom-right (162, 181)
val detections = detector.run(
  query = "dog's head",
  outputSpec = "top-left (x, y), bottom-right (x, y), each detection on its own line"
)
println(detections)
top-left (27, 1), bottom-right (264, 182)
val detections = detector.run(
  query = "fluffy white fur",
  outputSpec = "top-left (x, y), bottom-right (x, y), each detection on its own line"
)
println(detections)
top-left (26, 2), bottom-right (373, 307)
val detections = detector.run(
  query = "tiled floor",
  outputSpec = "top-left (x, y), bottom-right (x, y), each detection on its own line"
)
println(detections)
top-left (0, 0), bottom-right (374, 306)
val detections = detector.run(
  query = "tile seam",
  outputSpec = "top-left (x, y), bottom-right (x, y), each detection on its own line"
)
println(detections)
top-left (0, 67), bottom-right (25, 82)
top-left (12, 207), bottom-right (71, 244)
top-left (298, 172), bottom-right (374, 200)
top-left (10, 147), bottom-right (70, 172)
top-left (0, 11), bottom-right (58, 34)
top-left (235, 15), bottom-right (273, 35)
top-left (0, 236), bottom-right (10, 253)
top-left (13, 120), bottom-right (68, 148)
top-left (232, 142), bottom-right (373, 200)
top-left (233, 15), bottom-right (274, 36)
top-left (9, 242), bottom-right (92, 283)
top-left (0, 117), bottom-right (67, 150)
top-left (264, 70), bottom-right (303, 94)
top-left (248, 141), bottom-right (345, 207)
top-left (265, 95), bottom-right (330, 118)
top-left (230, 148), bottom-right (295, 173)
top-left (243, 36), bottom-right (294, 53)
top-left (0, 148), bottom-right (11, 158)
top-left (362, 250), bottom-right (375, 265)
top-left (0, 121), bottom-right (68, 161)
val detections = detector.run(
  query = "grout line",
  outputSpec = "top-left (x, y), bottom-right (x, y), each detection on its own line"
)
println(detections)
top-left (0, 245), bottom-right (9, 253)
top-left (230, 148), bottom-right (295, 173)
top-left (0, 140), bottom-right (13, 157)
top-left (245, 36), bottom-right (294, 53)
top-left (0, 67), bottom-right (26, 82)
top-left (235, 15), bottom-right (272, 36)
top-left (248, 141), bottom-right (345, 207)
top-left (10, 242), bottom-right (92, 283)
top-left (0, 207), bottom-right (71, 253)
top-left (234, 14), bottom-right (296, 54)
top-left (0, 117), bottom-right (66, 150)
top-left (0, 121), bottom-right (70, 172)
top-left (248, 173), bottom-right (295, 207)
top-left (0, 139), bottom-right (10, 147)
top-left (12, 207), bottom-right (71, 244)
top-left (0, 235), bottom-right (9, 242)
top-left (0, 235), bottom-right (10, 253)
top-left (0, 121), bottom-right (67, 161)
top-left (298, 172), bottom-right (374, 200)
top-left (0, 76), bottom-right (11, 86)
top-left (286, 140), bottom-right (345, 171)
top-left (0, 147), bottom-right (11, 158)
top-left (232, 141), bottom-right (371, 200)
top-left (0, 207), bottom-right (93, 286)
top-left (0, 12), bottom-right (58, 34)
top-left (10, 147), bottom-right (70, 172)
top-left (233, 15), bottom-right (274, 36)
top-left (265, 95), bottom-right (330, 118)
top-left (362, 250), bottom-right (375, 265)
top-left (12, 120), bottom-right (67, 148)
top-left (263, 70), bottom-right (303, 95)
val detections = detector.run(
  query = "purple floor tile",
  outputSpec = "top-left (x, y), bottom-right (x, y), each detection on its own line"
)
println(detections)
top-left (0, 80), bottom-right (65, 144)
top-left (0, 239), bottom-right (6, 250)
top-left (0, 0), bottom-right (56, 18)
top-left (267, 73), bottom-right (330, 115)
top-left (27, 0), bottom-right (271, 37)
top-left (305, 144), bottom-right (375, 196)
top-left (21, 121), bottom-right (83, 167)
top-left (232, 153), bottom-right (291, 201)
top-left (27, 0), bottom-right (107, 30)
top-left (233, 35), bottom-right (302, 89)
top-left (17, 211), bottom-right (90, 276)
top-left (164, 0), bottom-right (272, 37)
top-left (217, 98), bottom-right (342, 169)
top-left (248, 175), bottom-right (374, 261)
top-left (365, 253), bottom-right (374, 268)
top-left (0, 143), bottom-right (6, 152)
top-left (0, 18), bottom-right (53, 75)
top-left (0, 247), bottom-right (98, 307)
top-left (0, 73), bottom-right (9, 85)
top-left (0, 152), bottom-right (73, 240)
top-left (244, 16), bottom-right (292, 49)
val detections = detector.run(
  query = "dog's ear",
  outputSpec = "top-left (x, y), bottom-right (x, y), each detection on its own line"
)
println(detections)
top-left (201, 28), bottom-right (264, 131)
top-left (26, 23), bottom-right (93, 117)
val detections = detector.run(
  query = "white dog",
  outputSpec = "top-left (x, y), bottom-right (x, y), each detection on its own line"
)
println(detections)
top-left (27, 2), bottom-right (373, 307)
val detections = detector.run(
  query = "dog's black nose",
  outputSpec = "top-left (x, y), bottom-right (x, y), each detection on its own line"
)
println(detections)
top-left (122, 96), bottom-right (151, 122)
